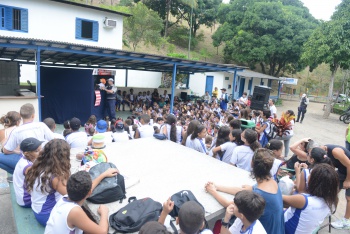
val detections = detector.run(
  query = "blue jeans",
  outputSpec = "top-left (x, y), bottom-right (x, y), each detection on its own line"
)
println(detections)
top-left (0, 153), bottom-right (21, 174)
top-left (106, 99), bottom-right (116, 120)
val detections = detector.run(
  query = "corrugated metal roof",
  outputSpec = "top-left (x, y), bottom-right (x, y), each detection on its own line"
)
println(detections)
top-left (0, 36), bottom-right (246, 74)
top-left (229, 69), bottom-right (280, 80)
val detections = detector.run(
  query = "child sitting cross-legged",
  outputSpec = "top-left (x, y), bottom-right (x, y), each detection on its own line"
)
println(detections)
top-left (158, 199), bottom-right (213, 234)
top-left (221, 190), bottom-right (266, 234)
top-left (44, 169), bottom-right (118, 234)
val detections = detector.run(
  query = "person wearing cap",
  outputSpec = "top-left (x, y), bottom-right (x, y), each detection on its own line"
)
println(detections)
top-left (13, 137), bottom-right (42, 207)
top-left (95, 119), bottom-right (113, 144)
top-left (219, 88), bottom-right (228, 111)
top-left (296, 93), bottom-right (309, 123)
top-left (102, 78), bottom-right (117, 120)
top-left (65, 117), bottom-right (88, 148)
top-left (111, 120), bottom-right (129, 142)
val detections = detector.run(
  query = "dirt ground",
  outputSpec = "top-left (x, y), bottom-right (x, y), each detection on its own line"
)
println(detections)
top-left (280, 99), bottom-right (349, 233)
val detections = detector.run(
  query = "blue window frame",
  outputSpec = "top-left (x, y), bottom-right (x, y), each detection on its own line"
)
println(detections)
top-left (0, 4), bottom-right (28, 32)
top-left (76, 18), bottom-right (98, 42)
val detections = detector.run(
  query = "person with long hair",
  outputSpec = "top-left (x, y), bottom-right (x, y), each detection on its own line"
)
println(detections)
top-left (230, 129), bottom-right (261, 171)
top-left (0, 111), bottom-right (21, 152)
top-left (284, 163), bottom-right (339, 233)
top-left (183, 120), bottom-right (200, 146)
top-left (189, 124), bottom-right (208, 154)
top-left (161, 114), bottom-right (184, 144)
top-left (275, 109), bottom-right (295, 157)
top-left (205, 148), bottom-right (285, 234)
top-left (25, 139), bottom-right (71, 226)
top-left (211, 128), bottom-right (243, 164)
top-left (294, 147), bottom-right (333, 193)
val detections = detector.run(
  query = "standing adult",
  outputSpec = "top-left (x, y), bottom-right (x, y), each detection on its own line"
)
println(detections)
top-left (318, 144), bottom-right (350, 230)
top-left (296, 93), bottom-right (309, 123)
top-left (212, 87), bottom-right (219, 99)
top-left (103, 78), bottom-right (117, 120)
top-left (202, 91), bottom-right (211, 104)
top-left (219, 88), bottom-right (228, 111)
top-left (269, 99), bottom-right (277, 119)
top-left (275, 110), bottom-right (295, 157)
top-left (151, 89), bottom-right (160, 105)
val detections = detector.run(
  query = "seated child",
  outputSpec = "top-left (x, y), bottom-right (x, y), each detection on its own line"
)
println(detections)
top-left (139, 221), bottom-right (171, 234)
top-left (159, 199), bottom-right (213, 234)
top-left (13, 137), bottom-right (42, 207)
top-left (221, 190), bottom-right (266, 234)
top-left (205, 135), bottom-right (213, 151)
top-left (45, 169), bottom-right (118, 233)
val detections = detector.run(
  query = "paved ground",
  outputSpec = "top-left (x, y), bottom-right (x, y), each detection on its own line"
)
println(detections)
top-left (0, 100), bottom-right (349, 233)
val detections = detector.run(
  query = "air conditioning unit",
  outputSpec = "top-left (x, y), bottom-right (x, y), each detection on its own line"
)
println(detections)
top-left (104, 18), bottom-right (117, 28)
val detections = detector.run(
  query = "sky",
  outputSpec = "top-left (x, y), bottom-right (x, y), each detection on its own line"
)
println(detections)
top-left (222, 0), bottom-right (342, 21)
top-left (300, 0), bottom-right (341, 21)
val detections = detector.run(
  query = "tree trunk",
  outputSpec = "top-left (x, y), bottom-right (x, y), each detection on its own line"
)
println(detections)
top-left (323, 68), bottom-right (337, 118)
top-left (164, 0), bottom-right (171, 38)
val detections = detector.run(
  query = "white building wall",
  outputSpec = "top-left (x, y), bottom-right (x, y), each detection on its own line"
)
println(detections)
top-left (113, 70), bottom-right (162, 88)
top-left (189, 72), bottom-right (226, 96)
top-left (1, 0), bottom-right (124, 49)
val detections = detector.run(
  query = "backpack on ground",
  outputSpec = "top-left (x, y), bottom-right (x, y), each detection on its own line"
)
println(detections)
top-left (87, 162), bottom-right (126, 204)
top-left (109, 197), bottom-right (162, 233)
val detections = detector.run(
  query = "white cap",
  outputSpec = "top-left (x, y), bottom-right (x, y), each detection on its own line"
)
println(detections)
top-left (108, 78), bottom-right (114, 82)
top-left (302, 93), bottom-right (306, 97)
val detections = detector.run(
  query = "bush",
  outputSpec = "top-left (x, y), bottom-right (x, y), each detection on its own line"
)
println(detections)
top-left (333, 103), bottom-right (349, 115)
top-left (168, 25), bottom-right (203, 49)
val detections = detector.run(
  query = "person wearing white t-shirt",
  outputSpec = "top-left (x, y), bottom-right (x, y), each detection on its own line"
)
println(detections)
top-left (95, 119), bottom-right (113, 144)
top-left (111, 120), bottom-right (129, 142)
top-left (220, 190), bottom-right (266, 234)
top-left (269, 99), bottom-right (277, 119)
top-left (134, 114), bottom-right (154, 139)
top-left (239, 92), bottom-right (248, 106)
top-left (13, 137), bottom-right (42, 207)
top-left (2, 103), bottom-right (54, 176)
top-left (43, 117), bottom-right (64, 140)
top-left (230, 129), bottom-right (260, 171)
top-left (211, 129), bottom-right (242, 164)
top-left (65, 117), bottom-right (88, 149)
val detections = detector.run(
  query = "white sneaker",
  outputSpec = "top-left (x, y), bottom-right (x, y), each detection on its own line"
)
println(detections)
top-left (331, 218), bottom-right (350, 229)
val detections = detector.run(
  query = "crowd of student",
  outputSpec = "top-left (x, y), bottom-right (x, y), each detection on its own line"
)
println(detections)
top-left (0, 88), bottom-right (349, 233)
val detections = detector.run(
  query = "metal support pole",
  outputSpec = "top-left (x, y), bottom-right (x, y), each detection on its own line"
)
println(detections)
top-left (277, 80), bottom-right (281, 99)
top-left (170, 63), bottom-right (177, 114)
top-left (36, 47), bottom-right (42, 121)
top-left (232, 69), bottom-right (238, 99)
top-left (125, 69), bottom-right (128, 87)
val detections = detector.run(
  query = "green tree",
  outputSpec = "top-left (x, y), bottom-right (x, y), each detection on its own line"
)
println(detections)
top-left (213, 0), bottom-right (318, 76)
top-left (123, 2), bottom-right (164, 51)
top-left (302, 18), bottom-right (350, 118)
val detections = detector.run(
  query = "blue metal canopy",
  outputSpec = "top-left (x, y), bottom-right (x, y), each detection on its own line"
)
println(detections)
top-left (0, 36), bottom-right (245, 117)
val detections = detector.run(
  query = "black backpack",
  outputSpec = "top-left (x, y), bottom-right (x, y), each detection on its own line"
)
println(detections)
top-left (87, 162), bottom-right (126, 204)
top-left (109, 197), bottom-right (162, 233)
top-left (168, 190), bottom-right (208, 233)
top-left (169, 190), bottom-right (205, 217)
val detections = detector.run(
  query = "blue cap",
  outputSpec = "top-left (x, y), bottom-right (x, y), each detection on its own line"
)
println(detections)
top-left (96, 120), bottom-right (108, 133)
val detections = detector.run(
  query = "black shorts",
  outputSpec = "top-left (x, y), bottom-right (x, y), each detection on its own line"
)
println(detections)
top-left (338, 171), bottom-right (350, 197)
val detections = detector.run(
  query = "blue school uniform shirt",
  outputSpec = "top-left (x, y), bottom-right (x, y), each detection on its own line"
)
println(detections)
top-left (253, 185), bottom-right (285, 234)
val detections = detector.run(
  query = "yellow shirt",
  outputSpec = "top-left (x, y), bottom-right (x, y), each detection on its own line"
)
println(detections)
top-left (212, 90), bottom-right (218, 98)
top-left (347, 124), bottom-right (350, 143)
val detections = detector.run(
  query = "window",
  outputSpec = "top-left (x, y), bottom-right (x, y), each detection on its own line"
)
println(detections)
top-left (0, 4), bottom-right (28, 32)
top-left (76, 18), bottom-right (98, 41)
